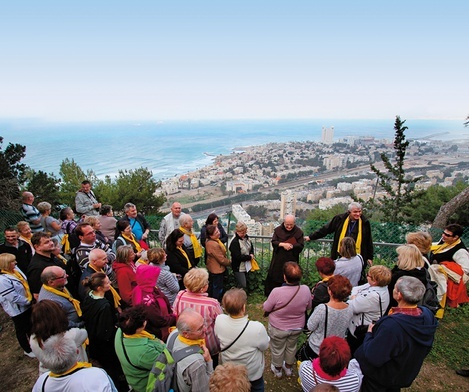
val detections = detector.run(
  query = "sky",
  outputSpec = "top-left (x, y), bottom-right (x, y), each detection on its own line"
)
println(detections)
top-left (0, 1), bottom-right (468, 122)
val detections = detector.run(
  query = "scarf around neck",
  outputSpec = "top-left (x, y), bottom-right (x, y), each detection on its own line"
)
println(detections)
top-left (1, 269), bottom-right (32, 302)
top-left (338, 216), bottom-right (362, 255)
top-left (179, 228), bottom-right (203, 258)
top-left (42, 285), bottom-right (82, 317)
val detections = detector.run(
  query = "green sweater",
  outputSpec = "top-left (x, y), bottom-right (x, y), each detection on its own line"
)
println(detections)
top-left (114, 328), bottom-right (166, 392)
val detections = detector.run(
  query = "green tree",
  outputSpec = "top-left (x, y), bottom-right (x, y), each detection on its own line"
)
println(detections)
top-left (107, 168), bottom-right (165, 215)
top-left (0, 137), bottom-right (27, 209)
top-left (59, 158), bottom-right (99, 207)
top-left (370, 116), bottom-right (422, 222)
top-left (24, 169), bottom-right (61, 206)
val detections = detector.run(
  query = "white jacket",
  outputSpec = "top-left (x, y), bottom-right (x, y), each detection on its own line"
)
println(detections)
top-left (0, 268), bottom-right (32, 317)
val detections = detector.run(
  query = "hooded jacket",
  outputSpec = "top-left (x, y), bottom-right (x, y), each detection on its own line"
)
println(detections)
top-left (354, 306), bottom-right (437, 388)
top-left (132, 264), bottom-right (176, 341)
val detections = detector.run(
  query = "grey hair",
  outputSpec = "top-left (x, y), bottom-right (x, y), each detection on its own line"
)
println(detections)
top-left (395, 276), bottom-right (426, 304)
top-left (37, 334), bottom-right (78, 374)
top-left (89, 248), bottom-right (107, 263)
top-left (348, 202), bottom-right (362, 211)
top-left (37, 202), bottom-right (52, 213)
top-left (124, 203), bottom-right (136, 212)
top-left (179, 214), bottom-right (192, 226)
top-left (176, 308), bottom-right (199, 333)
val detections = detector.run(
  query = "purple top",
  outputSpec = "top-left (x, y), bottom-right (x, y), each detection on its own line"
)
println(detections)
top-left (263, 284), bottom-right (312, 330)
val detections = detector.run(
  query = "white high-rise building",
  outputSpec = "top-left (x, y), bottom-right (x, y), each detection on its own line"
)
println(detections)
top-left (322, 126), bottom-right (334, 144)
top-left (280, 190), bottom-right (297, 219)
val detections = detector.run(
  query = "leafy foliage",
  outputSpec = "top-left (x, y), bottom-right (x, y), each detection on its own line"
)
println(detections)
top-left (370, 116), bottom-right (423, 222)
top-left (0, 137), bottom-right (27, 209)
top-left (24, 169), bottom-right (61, 206)
top-left (59, 158), bottom-right (99, 207)
top-left (104, 168), bottom-right (165, 215)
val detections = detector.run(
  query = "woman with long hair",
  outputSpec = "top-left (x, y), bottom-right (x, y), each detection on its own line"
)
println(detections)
top-left (335, 236), bottom-right (364, 287)
top-left (205, 225), bottom-right (231, 302)
top-left (166, 229), bottom-right (193, 289)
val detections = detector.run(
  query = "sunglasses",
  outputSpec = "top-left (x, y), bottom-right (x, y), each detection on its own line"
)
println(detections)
top-left (442, 232), bottom-right (454, 237)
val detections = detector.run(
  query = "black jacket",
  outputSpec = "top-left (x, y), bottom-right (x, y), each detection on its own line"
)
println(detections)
top-left (309, 212), bottom-right (374, 261)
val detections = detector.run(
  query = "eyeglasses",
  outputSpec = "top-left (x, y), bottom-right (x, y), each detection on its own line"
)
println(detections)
top-left (442, 232), bottom-right (454, 237)
top-left (52, 273), bottom-right (67, 280)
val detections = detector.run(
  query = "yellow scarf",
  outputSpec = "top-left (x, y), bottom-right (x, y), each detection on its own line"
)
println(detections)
top-left (179, 228), bottom-right (203, 258)
top-left (178, 334), bottom-right (205, 347)
top-left (61, 234), bottom-right (70, 255)
top-left (431, 239), bottom-right (461, 254)
top-left (88, 264), bottom-right (121, 308)
top-left (338, 216), bottom-right (362, 255)
top-left (177, 246), bottom-right (192, 268)
top-left (216, 239), bottom-right (226, 253)
top-left (1, 269), bottom-right (32, 302)
top-left (124, 330), bottom-right (156, 340)
top-left (122, 233), bottom-right (142, 252)
top-left (49, 362), bottom-right (91, 377)
top-left (42, 285), bottom-right (82, 317)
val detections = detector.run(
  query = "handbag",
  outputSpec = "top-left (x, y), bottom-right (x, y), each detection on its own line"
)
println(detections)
top-left (295, 304), bottom-right (328, 362)
top-left (220, 320), bottom-right (250, 352)
top-left (264, 285), bottom-right (301, 317)
top-left (250, 258), bottom-right (260, 272)
top-left (354, 292), bottom-right (382, 341)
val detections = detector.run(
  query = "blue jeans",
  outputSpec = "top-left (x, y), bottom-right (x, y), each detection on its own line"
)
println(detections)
top-left (250, 376), bottom-right (264, 392)
top-left (209, 272), bottom-right (224, 302)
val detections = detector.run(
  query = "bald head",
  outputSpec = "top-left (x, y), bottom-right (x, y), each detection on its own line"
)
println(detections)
top-left (41, 266), bottom-right (67, 289)
top-left (283, 215), bottom-right (296, 231)
top-left (89, 249), bottom-right (108, 269)
top-left (22, 191), bottom-right (34, 202)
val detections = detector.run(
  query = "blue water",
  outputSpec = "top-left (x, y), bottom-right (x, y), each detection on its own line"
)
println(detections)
top-left (0, 118), bottom-right (467, 181)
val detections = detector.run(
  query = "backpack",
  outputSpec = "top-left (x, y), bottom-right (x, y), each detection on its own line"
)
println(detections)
top-left (357, 254), bottom-right (368, 285)
top-left (112, 236), bottom-right (125, 254)
top-left (419, 269), bottom-right (440, 314)
top-left (146, 332), bottom-right (201, 392)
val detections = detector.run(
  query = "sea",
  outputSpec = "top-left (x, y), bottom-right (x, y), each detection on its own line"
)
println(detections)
top-left (0, 118), bottom-right (467, 181)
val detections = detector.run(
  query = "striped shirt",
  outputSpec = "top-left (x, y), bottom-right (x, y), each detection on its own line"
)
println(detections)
top-left (21, 203), bottom-right (44, 233)
top-left (299, 358), bottom-right (363, 392)
top-left (173, 290), bottom-right (222, 356)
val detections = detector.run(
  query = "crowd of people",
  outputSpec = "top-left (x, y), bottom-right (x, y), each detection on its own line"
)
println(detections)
top-left (1, 188), bottom-right (468, 391)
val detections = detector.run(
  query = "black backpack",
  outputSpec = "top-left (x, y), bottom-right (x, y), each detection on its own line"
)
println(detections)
top-left (419, 268), bottom-right (440, 314)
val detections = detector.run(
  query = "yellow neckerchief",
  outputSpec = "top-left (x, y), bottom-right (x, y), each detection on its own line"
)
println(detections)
top-left (177, 246), bottom-right (192, 268)
top-left (122, 233), bottom-right (142, 252)
top-left (338, 216), bottom-right (362, 255)
top-left (20, 235), bottom-right (33, 248)
top-left (49, 362), bottom-right (92, 378)
top-left (216, 239), bottom-right (226, 253)
top-left (1, 269), bottom-right (33, 302)
top-left (178, 334), bottom-right (205, 347)
top-left (56, 254), bottom-right (68, 265)
top-left (124, 330), bottom-right (156, 340)
top-left (431, 238), bottom-right (461, 254)
top-left (61, 234), bottom-right (70, 255)
top-left (179, 228), bottom-right (203, 258)
top-left (88, 264), bottom-right (121, 308)
top-left (42, 285), bottom-right (82, 317)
